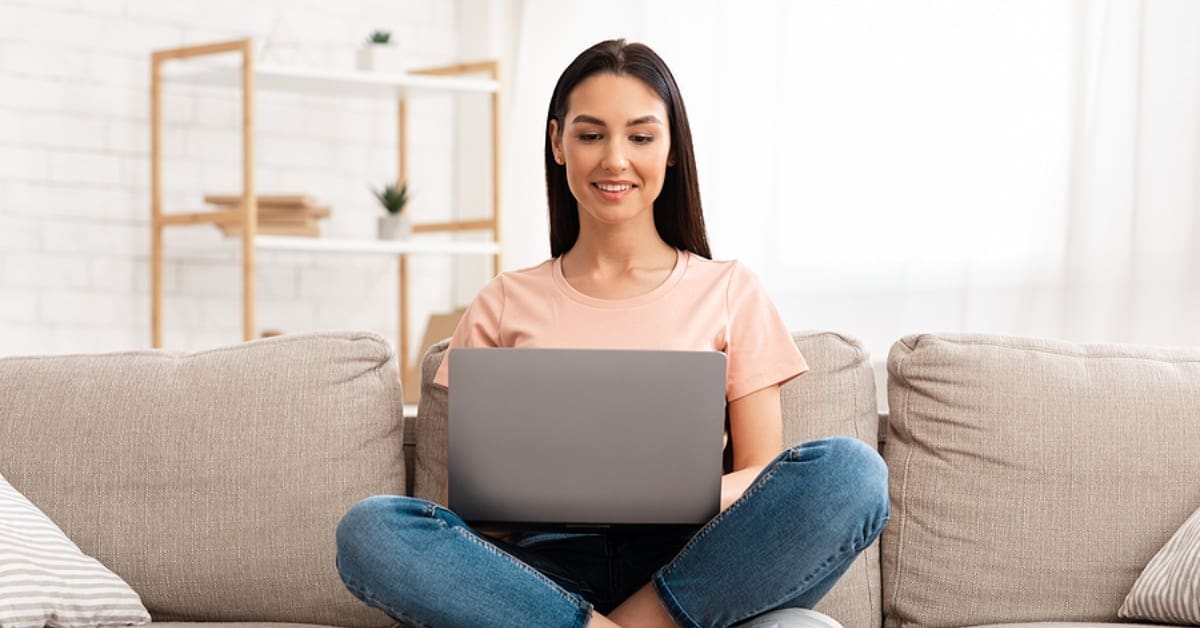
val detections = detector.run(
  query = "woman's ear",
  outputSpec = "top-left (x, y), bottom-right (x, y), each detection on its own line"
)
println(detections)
top-left (548, 119), bottom-right (564, 165)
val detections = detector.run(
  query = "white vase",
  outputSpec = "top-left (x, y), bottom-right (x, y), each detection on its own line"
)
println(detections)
top-left (357, 44), bottom-right (407, 73)
top-left (378, 213), bottom-right (412, 240)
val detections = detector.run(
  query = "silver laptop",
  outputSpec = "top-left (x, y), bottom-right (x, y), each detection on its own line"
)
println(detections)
top-left (448, 348), bottom-right (727, 528)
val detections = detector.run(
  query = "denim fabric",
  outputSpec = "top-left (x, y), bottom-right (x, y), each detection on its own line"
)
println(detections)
top-left (335, 436), bottom-right (888, 628)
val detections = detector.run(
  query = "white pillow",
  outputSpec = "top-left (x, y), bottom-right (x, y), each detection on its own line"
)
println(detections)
top-left (1119, 503), bottom-right (1200, 625)
top-left (0, 473), bottom-right (150, 628)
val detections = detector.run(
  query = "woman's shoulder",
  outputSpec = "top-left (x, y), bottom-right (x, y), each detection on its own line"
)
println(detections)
top-left (473, 258), bottom-right (556, 299)
top-left (464, 258), bottom-right (556, 316)
top-left (683, 252), bottom-right (754, 284)
top-left (680, 254), bottom-right (776, 310)
top-left (493, 258), bottom-right (555, 285)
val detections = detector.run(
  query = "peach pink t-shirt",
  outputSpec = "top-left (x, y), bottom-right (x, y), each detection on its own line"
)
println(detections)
top-left (433, 249), bottom-right (808, 402)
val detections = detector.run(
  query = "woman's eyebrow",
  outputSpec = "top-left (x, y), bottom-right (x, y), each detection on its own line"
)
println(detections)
top-left (570, 114), bottom-right (664, 127)
top-left (627, 115), bottom-right (663, 126)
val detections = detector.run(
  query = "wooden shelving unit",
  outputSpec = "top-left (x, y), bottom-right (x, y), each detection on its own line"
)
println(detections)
top-left (149, 38), bottom-right (501, 395)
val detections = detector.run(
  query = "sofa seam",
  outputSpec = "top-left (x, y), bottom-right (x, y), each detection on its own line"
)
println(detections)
top-left (794, 330), bottom-right (868, 367)
top-left (0, 330), bottom-right (395, 365)
top-left (920, 335), bottom-right (1200, 364)
top-left (176, 330), bottom-right (393, 361)
top-left (887, 346), bottom-right (915, 623)
top-left (851, 345), bottom-right (864, 444)
top-left (850, 354), bottom-right (874, 624)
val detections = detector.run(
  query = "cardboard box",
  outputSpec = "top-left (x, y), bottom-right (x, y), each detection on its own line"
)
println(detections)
top-left (404, 308), bottom-right (465, 404)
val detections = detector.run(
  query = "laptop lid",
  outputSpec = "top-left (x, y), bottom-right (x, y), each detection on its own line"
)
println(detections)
top-left (448, 348), bottom-right (726, 528)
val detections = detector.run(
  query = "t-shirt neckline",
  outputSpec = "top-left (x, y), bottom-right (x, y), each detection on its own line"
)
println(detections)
top-left (552, 249), bottom-right (689, 308)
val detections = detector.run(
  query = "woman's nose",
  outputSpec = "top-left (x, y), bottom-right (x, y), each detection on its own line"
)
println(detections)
top-left (601, 139), bottom-right (628, 172)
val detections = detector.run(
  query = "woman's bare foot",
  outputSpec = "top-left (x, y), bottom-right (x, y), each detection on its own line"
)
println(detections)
top-left (607, 583), bottom-right (677, 627)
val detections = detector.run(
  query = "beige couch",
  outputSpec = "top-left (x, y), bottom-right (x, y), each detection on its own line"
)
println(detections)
top-left (0, 330), bottom-right (1196, 627)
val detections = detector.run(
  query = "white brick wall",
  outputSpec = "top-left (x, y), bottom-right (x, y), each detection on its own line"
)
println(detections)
top-left (0, 0), bottom-right (493, 360)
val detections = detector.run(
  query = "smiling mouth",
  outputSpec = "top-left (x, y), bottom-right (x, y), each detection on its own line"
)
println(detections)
top-left (594, 183), bottom-right (634, 192)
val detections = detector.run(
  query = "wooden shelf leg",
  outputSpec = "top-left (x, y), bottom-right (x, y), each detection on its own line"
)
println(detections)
top-left (150, 56), bottom-right (163, 348)
top-left (491, 65), bottom-right (502, 274)
top-left (399, 254), bottom-right (411, 392)
top-left (151, 223), bottom-right (163, 348)
top-left (241, 39), bottom-right (257, 341)
top-left (398, 98), bottom-right (411, 390)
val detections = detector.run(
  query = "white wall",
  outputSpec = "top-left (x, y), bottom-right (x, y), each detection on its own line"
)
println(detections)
top-left (0, 0), bottom-right (494, 360)
top-left (503, 0), bottom-right (1200, 363)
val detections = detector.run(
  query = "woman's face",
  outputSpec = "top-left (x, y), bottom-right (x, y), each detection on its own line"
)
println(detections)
top-left (550, 72), bottom-right (673, 228)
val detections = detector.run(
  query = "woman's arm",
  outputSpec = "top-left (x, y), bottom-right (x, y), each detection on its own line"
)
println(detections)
top-left (720, 384), bottom-right (785, 511)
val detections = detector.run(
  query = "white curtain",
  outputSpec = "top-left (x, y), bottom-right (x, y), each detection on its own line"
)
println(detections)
top-left (501, 0), bottom-right (1200, 360)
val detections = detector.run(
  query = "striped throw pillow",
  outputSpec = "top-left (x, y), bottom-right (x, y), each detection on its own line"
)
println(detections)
top-left (1119, 504), bottom-right (1200, 624)
top-left (0, 473), bottom-right (150, 628)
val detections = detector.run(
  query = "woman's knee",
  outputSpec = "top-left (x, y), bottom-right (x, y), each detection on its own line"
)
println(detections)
top-left (784, 436), bottom-right (890, 538)
top-left (812, 435), bottom-right (886, 485)
top-left (336, 494), bottom-right (428, 562)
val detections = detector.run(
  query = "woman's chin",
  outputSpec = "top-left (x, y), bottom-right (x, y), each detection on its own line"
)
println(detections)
top-left (580, 201), bottom-right (652, 225)
top-left (586, 211), bottom-right (648, 228)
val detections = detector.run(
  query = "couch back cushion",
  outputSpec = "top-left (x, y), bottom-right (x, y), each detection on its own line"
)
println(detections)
top-left (415, 330), bottom-right (883, 628)
top-left (883, 333), bottom-right (1200, 627)
top-left (0, 332), bottom-right (404, 627)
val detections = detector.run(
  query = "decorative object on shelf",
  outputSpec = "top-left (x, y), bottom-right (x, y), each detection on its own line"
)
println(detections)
top-left (404, 308), bottom-right (465, 404)
top-left (357, 30), bottom-right (406, 73)
top-left (257, 13), bottom-right (314, 66)
top-left (373, 182), bottom-right (411, 240)
top-left (207, 194), bottom-right (329, 238)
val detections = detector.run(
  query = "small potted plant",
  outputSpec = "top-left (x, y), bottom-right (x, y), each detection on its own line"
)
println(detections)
top-left (357, 30), bottom-right (405, 73)
top-left (373, 182), bottom-right (411, 240)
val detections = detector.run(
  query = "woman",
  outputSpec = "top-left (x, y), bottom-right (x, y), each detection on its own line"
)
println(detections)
top-left (335, 39), bottom-right (888, 628)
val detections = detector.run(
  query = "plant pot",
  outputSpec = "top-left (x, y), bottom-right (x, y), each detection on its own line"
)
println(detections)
top-left (378, 213), bottom-right (412, 240)
top-left (357, 44), bottom-right (407, 73)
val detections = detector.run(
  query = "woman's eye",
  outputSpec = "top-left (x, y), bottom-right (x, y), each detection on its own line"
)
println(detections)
top-left (631, 135), bottom-right (654, 144)
top-left (577, 133), bottom-right (601, 142)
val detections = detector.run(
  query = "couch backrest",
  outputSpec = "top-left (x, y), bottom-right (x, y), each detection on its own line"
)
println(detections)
top-left (0, 332), bottom-right (404, 627)
top-left (883, 333), bottom-right (1200, 627)
top-left (414, 330), bottom-right (883, 628)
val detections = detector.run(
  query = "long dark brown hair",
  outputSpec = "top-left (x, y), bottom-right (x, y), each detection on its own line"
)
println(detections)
top-left (545, 39), bottom-right (711, 259)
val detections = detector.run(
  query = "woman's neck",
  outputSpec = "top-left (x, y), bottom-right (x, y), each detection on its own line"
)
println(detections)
top-left (560, 221), bottom-right (679, 300)
top-left (565, 229), bottom-right (676, 276)
top-left (568, 206), bottom-right (676, 266)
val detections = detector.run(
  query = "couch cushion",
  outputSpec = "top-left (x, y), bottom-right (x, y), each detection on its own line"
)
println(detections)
top-left (883, 333), bottom-right (1200, 628)
top-left (0, 332), bottom-right (404, 627)
top-left (415, 330), bottom-right (882, 628)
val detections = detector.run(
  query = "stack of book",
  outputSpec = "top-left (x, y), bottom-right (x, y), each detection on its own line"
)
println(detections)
top-left (207, 194), bottom-right (330, 237)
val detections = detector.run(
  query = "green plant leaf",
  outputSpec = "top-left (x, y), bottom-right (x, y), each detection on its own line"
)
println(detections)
top-left (371, 182), bottom-right (408, 214)
top-left (367, 30), bottom-right (392, 44)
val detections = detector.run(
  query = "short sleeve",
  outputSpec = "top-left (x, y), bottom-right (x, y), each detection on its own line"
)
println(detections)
top-left (432, 275), bottom-right (506, 388)
top-left (724, 262), bottom-right (808, 401)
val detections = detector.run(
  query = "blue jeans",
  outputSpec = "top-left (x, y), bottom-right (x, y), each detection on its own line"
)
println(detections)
top-left (335, 436), bottom-right (888, 628)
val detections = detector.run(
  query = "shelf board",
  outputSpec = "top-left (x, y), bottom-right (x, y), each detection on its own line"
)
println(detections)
top-left (254, 235), bottom-right (499, 256)
top-left (163, 61), bottom-right (498, 98)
